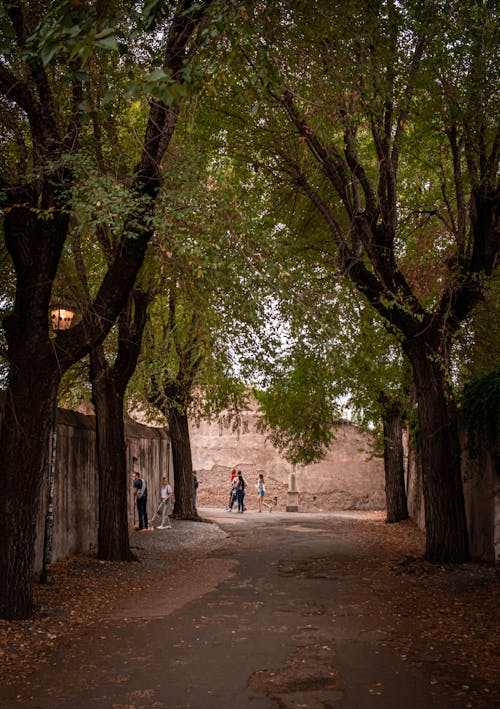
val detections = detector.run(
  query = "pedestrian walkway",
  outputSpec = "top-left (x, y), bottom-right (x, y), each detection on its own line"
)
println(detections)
top-left (0, 509), bottom-right (493, 708)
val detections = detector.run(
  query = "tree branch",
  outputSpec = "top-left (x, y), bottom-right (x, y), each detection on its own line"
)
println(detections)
top-left (4, 3), bottom-right (60, 148)
top-left (291, 153), bottom-right (427, 338)
top-left (142, 0), bottom-right (214, 175)
top-left (70, 230), bottom-right (91, 299)
top-left (57, 0), bottom-right (214, 366)
top-left (0, 107), bottom-right (27, 185)
top-left (64, 76), bottom-right (84, 151)
top-left (0, 63), bottom-right (31, 111)
top-left (391, 30), bottom-right (429, 170)
top-left (342, 122), bottom-right (378, 218)
top-left (114, 288), bottom-right (152, 387)
top-left (445, 125), bottom-right (466, 256)
top-left (276, 89), bottom-right (354, 216)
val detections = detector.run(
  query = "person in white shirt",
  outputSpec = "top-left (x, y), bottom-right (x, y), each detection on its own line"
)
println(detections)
top-left (256, 473), bottom-right (266, 512)
top-left (157, 477), bottom-right (174, 529)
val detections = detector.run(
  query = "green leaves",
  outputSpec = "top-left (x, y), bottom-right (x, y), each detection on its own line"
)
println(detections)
top-left (462, 367), bottom-right (500, 462)
top-left (93, 28), bottom-right (119, 52)
top-left (23, 1), bottom-right (120, 70)
top-left (254, 348), bottom-right (340, 466)
top-left (143, 0), bottom-right (176, 32)
top-left (133, 67), bottom-right (189, 105)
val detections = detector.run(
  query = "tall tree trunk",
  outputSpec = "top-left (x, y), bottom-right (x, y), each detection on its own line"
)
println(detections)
top-left (89, 291), bottom-right (150, 559)
top-left (168, 408), bottom-right (199, 520)
top-left (407, 344), bottom-right (470, 562)
top-left (0, 362), bottom-right (60, 619)
top-left (0, 0), bottom-right (213, 619)
top-left (0, 201), bottom-right (69, 619)
top-left (382, 404), bottom-right (409, 523)
top-left (90, 347), bottom-right (135, 561)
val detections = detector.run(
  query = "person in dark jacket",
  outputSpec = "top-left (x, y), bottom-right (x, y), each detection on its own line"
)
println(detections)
top-left (133, 471), bottom-right (148, 531)
top-left (236, 471), bottom-right (246, 513)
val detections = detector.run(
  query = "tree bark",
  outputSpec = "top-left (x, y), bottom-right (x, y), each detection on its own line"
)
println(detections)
top-left (89, 291), bottom-right (150, 559)
top-left (168, 407), bottom-right (199, 520)
top-left (0, 360), bottom-right (60, 618)
top-left (382, 404), bottom-right (409, 523)
top-left (0, 202), bottom-right (66, 618)
top-left (90, 347), bottom-right (135, 562)
top-left (406, 342), bottom-right (470, 562)
top-left (0, 0), bottom-right (213, 619)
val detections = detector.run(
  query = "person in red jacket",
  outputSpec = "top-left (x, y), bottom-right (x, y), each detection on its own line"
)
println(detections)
top-left (227, 468), bottom-right (238, 510)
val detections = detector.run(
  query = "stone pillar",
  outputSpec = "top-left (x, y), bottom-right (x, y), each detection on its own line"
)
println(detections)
top-left (286, 468), bottom-right (299, 512)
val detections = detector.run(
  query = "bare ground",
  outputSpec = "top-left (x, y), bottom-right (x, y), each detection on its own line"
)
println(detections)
top-left (0, 510), bottom-right (498, 708)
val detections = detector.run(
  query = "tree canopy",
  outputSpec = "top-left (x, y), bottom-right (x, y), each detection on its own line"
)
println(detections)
top-left (0, 0), bottom-right (498, 618)
top-left (208, 0), bottom-right (499, 561)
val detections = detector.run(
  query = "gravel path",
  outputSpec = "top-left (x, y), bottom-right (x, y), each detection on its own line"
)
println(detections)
top-left (130, 516), bottom-right (229, 559)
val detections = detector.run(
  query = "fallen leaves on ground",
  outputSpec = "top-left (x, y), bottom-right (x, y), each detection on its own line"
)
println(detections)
top-left (0, 542), bottom-right (186, 686)
top-left (306, 517), bottom-right (499, 708)
top-left (0, 514), bottom-right (498, 709)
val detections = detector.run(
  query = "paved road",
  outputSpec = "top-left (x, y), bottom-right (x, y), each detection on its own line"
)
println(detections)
top-left (2, 509), bottom-right (458, 708)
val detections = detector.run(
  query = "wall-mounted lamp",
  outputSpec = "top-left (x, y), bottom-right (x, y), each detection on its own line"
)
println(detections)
top-left (50, 307), bottom-right (75, 331)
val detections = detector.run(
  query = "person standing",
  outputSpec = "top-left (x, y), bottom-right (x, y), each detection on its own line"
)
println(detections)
top-left (227, 469), bottom-right (238, 511)
top-left (133, 472), bottom-right (148, 531)
top-left (193, 471), bottom-right (199, 507)
top-left (236, 470), bottom-right (246, 513)
top-left (157, 476), bottom-right (173, 529)
top-left (256, 473), bottom-right (266, 512)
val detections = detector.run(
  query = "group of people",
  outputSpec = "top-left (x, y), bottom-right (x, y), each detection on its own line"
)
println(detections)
top-left (132, 472), bottom-right (175, 531)
top-left (132, 466), bottom-right (273, 529)
top-left (226, 469), bottom-right (268, 513)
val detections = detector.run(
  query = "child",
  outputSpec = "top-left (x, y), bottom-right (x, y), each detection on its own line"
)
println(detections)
top-left (256, 473), bottom-right (266, 512)
top-left (264, 495), bottom-right (278, 513)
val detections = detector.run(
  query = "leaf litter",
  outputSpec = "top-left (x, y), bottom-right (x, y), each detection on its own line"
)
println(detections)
top-left (0, 515), bottom-right (498, 708)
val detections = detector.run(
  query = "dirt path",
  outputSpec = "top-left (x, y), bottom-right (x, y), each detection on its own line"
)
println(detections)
top-left (0, 509), bottom-right (498, 708)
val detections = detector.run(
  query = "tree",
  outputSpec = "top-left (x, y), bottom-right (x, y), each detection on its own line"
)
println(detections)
top-left (221, 0), bottom-right (498, 561)
top-left (90, 288), bottom-right (152, 559)
top-left (123, 117), bottom-right (281, 518)
top-left (64, 166), bottom-right (157, 559)
top-left (379, 394), bottom-right (409, 523)
top-left (332, 299), bottom-right (411, 523)
top-left (147, 284), bottom-right (204, 520)
top-left (0, 0), bottom-right (214, 619)
top-left (254, 347), bottom-right (340, 466)
top-left (60, 179), bottom-right (153, 559)
top-left (251, 276), bottom-right (410, 522)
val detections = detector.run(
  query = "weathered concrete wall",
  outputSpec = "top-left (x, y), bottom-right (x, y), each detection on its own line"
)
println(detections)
top-left (35, 409), bottom-right (98, 570)
top-left (125, 418), bottom-right (172, 529)
top-left (33, 407), bottom-right (171, 571)
top-left (406, 419), bottom-right (499, 563)
top-left (190, 409), bottom-right (386, 511)
top-left (462, 422), bottom-right (499, 563)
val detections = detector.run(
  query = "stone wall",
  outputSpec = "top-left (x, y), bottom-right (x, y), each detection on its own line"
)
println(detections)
top-left (189, 409), bottom-right (386, 512)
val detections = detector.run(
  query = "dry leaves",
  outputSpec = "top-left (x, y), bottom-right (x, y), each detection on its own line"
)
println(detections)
top-left (0, 516), bottom-right (498, 709)
top-left (320, 518), bottom-right (500, 707)
top-left (0, 546), bottom-right (184, 687)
